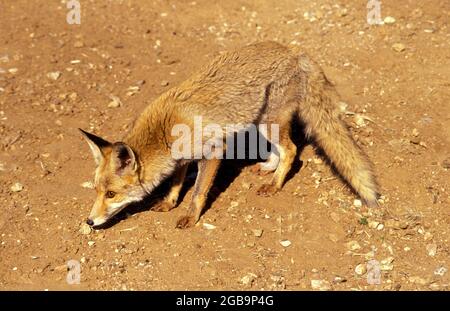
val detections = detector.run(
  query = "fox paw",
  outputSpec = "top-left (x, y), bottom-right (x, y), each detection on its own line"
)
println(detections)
top-left (256, 183), bottom-right (279, 197)
top-left (176, 215), bottom-right (197, 229)
top-left (152, 201), bottom-right (174, 212)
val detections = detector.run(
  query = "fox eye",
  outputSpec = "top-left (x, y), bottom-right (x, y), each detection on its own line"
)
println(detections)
top-left (106, 191), bottom-right (116, 199)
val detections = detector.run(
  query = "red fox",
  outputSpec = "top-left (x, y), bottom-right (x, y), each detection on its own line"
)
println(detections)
top-left (80, 41), bottom-right (379, 229)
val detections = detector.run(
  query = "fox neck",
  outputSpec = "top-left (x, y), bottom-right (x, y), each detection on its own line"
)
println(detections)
top-left (123, 95), bottom-right (181, 192)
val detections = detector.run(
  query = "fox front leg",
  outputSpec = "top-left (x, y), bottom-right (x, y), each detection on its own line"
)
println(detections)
top-left (176, 158), bottom-right (221, 229)
top-left (153, 164), bottom-right (188, 212)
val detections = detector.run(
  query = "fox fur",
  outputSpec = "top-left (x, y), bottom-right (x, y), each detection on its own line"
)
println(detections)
top-left (80, 41), bottom-right (379, 228)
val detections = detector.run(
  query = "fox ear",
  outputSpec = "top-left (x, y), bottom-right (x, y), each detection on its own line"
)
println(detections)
top-left (112, 142), bottom-right (137, 175)
top-left (79, 129), bottom-right (111, 166)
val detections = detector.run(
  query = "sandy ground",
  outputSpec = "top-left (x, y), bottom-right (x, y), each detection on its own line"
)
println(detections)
top-left (0, 0), bottom-right (449, 290)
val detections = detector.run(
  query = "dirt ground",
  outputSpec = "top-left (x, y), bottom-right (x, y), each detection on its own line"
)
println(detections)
top-left (0, 0), bottom-right (449, 291)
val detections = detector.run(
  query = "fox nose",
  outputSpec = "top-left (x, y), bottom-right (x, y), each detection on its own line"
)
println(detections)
top-left (86, 218), bottom-right (94, 226)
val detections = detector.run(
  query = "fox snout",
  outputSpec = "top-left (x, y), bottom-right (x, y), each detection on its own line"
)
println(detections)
top-left (86, 194), bottom-right (144, 227)
top-left (86, 195), bottom-right (110, 227)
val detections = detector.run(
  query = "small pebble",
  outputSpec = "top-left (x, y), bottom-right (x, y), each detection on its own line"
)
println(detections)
top-left (369, 221), bottom-right (379, 229)
top-left (333, 276), bottom-right (347, 283)
top-left (11, 182), bottom-right (24, 192)
top-left (353, 199), bottom-right (362, 208)
top-left (47, 71), bottom-right (61, 80)
top-left (426, 244), bottom-right (437, 257)
top-left (346, 240), bottom-right (361, 251)
top-left (87, 241), bottom-right (95, 247)
top-left (380, 257), bottom-right (394, 271)
top-left (434, 266), bottom-right (447, 277)
top-left (80, 181), bottom-right (94, 189)
top-left (310, 279), bottom-right (331, 291)
top-left (252, 229), bottom-right (263, 237)
top-left (355, 264), bottom-right (367, 275)
top-left (79, 223), bottom-right (92, 235)
top-left (108, 95), bottom-right (122, 108)
top-left (392, 43), bottom-right (406, 52)
top-left (384, 16), bottom-right (396, 24)
top-left (203, 223), bottom-right (216, 230)
top-left (240, 273), bottom-right (257, 287)
top-left (160, 80), bottom-right (169, 87)
top-left (280, 240), bottom-right (292, 247)
top-left (354, 115), bottom-right (366, 127)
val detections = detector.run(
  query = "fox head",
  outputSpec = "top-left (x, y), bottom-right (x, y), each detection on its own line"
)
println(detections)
top-left (79, 129), bottom-right (147, 227)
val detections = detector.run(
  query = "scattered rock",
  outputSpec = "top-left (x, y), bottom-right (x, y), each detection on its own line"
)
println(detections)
top-left (54, 264), bottom-right (67, 272)
top-left (8, 68), bottom-right (18, 74)
top-left (338, 101), bottom-right (348, 112)
top-left (240, 273), bottom-right (257, 287)
top-left (69, 92), bottom-right (78, 101)
top-left (423, 232), bottom-right (433, 241)
top-left (369, 221), bottom-right (379, 229)
top-left (410, 137), bottom-right (420, 145)
top-left (385, 219), bottom-right (408, 230)
top-left (409, 276), bottom-right (428, 286)
top-left (160, 80), bottom-right (169, 87)
top-left (230, 201), bottom-right (239, 208)
top-left (269, 274), bottom-right (286, 289)
top-left (434, 266), bottom-right (447, 277)
top-left (392, 43), bottom-right (406, 52)
top-left (242, 181), bottom-right (252, 190)
top-left (333, 276), bottom-right (347, 283)
top-left (47, 71), bottom-right (61, 80)
top-left (87, 241), bottom-right (95, 247)
top-left (346, 240), bottom-right (361, 251)
top-left (380, 257), bottom-right (394, 271)
top-left (384, 16), bottom-right (396, 24)
top-left (353, 199), bottom-right (362, 208)
top-left (80, 181), bottom-right (94, 189)
top-left (355, 264), bottom-right (367, 275)
top-left (108, 95), bottom-right (123, 108)
top-left (426, 244), bottom-right (437, 257)
top-left (354, 115), bottom-right (366, 127)
top-left (126, 86), bottom-right (140, 96)
top-left (311, 279), bottom-right (331, 291)
top-left (252, 229), bottom-right (263, 237)
top-left (202, 223), bottom-right (216, 230)
top-left (79, 223), bottom-right (92, 235)
top-left (11, 182), bottom-right (24, 192)
top-left (280, 240), bottom-right (292, 247)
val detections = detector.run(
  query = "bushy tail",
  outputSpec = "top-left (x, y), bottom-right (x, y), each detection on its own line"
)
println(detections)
top-left (298, 61), bottom-right (379, 206)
